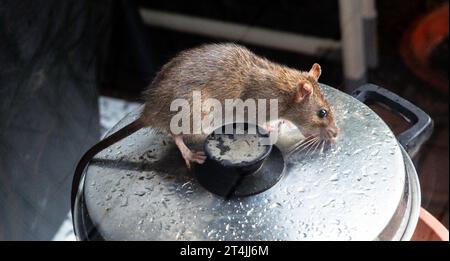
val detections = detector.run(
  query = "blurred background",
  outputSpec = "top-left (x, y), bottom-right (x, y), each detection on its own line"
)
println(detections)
top-left (0, 0), bottom-right (448, 240)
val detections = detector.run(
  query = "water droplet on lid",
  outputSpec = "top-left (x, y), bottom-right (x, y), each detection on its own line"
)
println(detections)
top-left (353, 149), bottom-right (362, 155)
top-left (207, 230), bottom-right (215, 237)
top-left (269, 202), bottom-right (282, 209)
top-left (134, 191), bottom-right (146, 196)
top-left (350, 190), bottom-right (367, 196)
top-left (361, 166), bottom-right (368, 177)
top-left (329, 174), bottom-right (339, 182)
top-left (120, 197), bottom-right (128, 207)
top-left (322, 199), bottom-right (336, 207)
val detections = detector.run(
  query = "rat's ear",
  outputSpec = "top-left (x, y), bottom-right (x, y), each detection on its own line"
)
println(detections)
top-left (293, 82), bottom-right (313, 103)
top-left (308, 63), bottom-right (321, 80)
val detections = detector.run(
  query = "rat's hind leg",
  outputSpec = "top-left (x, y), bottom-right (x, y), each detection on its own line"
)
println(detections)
top-left (173, 134), bottom-right (206, 169)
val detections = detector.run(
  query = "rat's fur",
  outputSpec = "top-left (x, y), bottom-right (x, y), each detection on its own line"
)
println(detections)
top-left (141, 43), bottom-right (336, 138)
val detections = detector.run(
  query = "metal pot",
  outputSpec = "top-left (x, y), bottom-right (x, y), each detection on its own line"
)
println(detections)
top-left (72, 83), bottom-right (432, 240)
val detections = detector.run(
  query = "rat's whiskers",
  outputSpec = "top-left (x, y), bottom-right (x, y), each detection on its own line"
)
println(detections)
top-left (319, 140), bottom-right (325, 154)
top-left (305, 138), bottom-right (320, 156)
top-left (288, 136), bottom-right (317, 153)
top-left (312, 139), bottom-right (322, 155)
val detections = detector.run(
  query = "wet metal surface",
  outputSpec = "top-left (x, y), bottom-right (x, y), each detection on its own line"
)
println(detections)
top-left (82, 84), bottom-right (412, 240)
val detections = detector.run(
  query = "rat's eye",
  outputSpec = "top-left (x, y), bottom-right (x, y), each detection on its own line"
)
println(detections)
top-left (317, 109), bottom-right (328, 118)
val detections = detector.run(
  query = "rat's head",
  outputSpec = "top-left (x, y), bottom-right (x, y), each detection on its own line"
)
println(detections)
top-left (282, 63), bottom-right (339, 142)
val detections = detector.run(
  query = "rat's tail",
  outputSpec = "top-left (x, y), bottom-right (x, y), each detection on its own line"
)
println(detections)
top-left (71, 118), bottom-right (145, 216)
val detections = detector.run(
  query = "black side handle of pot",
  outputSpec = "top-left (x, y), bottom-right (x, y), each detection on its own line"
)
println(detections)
top-left (352, 84), bottom-right (433, 158)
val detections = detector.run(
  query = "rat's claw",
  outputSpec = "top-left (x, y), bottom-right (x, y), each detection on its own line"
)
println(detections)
top-left (182, 151), bottom-right (206, 169)
top-left (196, 151), bottom-right (206, 156)
top-left (192, 151), bottom-right (206, 164)
top-left (184, 158), bottom-right (192, 170)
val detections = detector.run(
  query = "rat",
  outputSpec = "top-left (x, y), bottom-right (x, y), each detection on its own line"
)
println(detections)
top-left (72, 43), bottom-right (339, 209)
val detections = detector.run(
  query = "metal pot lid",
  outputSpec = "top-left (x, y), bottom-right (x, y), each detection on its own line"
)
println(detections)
top-left (80, 84), bottom-right (411, 240)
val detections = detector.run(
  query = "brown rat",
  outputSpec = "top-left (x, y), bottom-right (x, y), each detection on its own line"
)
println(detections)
top-left (140, 43), bottom-right (338, 163)
top-left (72, 43), bottom-right (338, 209)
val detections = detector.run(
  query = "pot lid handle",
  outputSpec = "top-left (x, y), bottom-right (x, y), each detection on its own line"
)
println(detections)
top-left (352, 84), bottom-right (434, 158)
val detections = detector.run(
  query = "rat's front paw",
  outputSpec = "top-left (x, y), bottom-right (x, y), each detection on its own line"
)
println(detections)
top-left (263, 121), bottom-right (285, 134)
top-left (191, 151), bottom-right (206, 164)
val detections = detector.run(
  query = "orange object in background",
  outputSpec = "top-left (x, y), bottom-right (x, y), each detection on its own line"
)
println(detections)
top-left (400, 2), bottom-right (449, 95)
top-left (412, 208), bottom-right (449, 241)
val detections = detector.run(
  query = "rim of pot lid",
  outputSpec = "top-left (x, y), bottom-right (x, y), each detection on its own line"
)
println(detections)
top-left (80, 84), bottom-right (408, 240)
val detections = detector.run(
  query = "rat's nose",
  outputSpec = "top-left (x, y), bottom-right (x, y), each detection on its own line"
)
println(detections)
top-left (327, 126), bottom-right (339, 139)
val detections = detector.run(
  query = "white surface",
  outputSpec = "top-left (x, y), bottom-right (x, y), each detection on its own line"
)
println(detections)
top-left (339, 0), bottom-right (367, 81)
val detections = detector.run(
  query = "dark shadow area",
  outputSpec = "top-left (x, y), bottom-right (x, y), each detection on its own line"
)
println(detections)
top-left (0, 0), bottom-right (112, 240)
